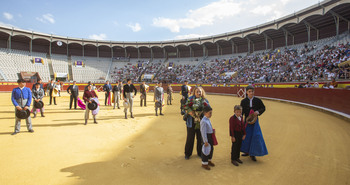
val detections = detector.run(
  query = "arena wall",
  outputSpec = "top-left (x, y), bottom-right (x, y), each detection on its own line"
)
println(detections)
top-left (1, 82), bottom-right (349, 115)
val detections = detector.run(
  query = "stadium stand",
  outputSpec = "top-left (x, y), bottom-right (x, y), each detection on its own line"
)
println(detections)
top-left (0, 0), bottom-right (349, 85)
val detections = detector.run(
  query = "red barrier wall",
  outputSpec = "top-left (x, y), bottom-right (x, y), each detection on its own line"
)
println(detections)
top-left (1, 83), bottom-right (349, 115)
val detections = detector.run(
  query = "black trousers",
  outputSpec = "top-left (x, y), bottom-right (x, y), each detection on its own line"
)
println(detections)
top-left (70, 95), bottom-right (77, 109)
top-left (201, 133), bottom-right (214, 164)
top-left (231, 131), bottom-right (243, 161)
top-left (105, 91), bottom-right (110, 105)
top-left (140, 93), bottom-right (146, 106)
top-left (185, 120), bottom-right (202, 157)
top-left (49, 90), bottom-right (56, 104)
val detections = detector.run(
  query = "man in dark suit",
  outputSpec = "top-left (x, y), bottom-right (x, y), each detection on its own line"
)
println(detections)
top-left (123, 79), bottom-right (137, 119)
top-left (140, 81), bottom-right (147, 107)
top-left (67, 81), bottom-right (79, 109)
top-left (32, 79), bottom-right (44, 90)
top-left (47, 79), bottom-right (57, 105)
top-left (181, 80), bottom-right (190, 100)
top-left (112, 81), bottom-right (121, 109)
top-left (180, 80), bottom-right (189, 114)
top-left (103, 80), bottom-right (112, 106)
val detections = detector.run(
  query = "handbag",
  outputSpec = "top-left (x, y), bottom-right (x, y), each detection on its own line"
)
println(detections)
top-left (212, 129), bottom-right (218, 145)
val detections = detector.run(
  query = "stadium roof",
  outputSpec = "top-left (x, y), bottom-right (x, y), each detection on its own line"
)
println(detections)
top-left (0, 0), bottom-right (349, 51)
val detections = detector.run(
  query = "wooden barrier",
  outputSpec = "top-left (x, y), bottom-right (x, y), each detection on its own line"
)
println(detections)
top-left (1, 82), bottom-right (349, 115)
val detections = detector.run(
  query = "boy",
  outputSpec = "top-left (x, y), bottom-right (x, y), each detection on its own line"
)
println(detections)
top-left (200, 106), bottom-right (215, 170)
top-left (11, 79), bottom-right (34, 135)
top-left (229, 105), bottom-right (246, 166)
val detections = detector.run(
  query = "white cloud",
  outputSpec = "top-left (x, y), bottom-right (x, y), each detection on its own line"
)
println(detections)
top-left (152, 0), bottom-right (243, 32)
top-left (174, 34), bottom-right (209, 40)
top-left (0, 21), bottom-right (16, 28)
top-left (127, 23), bottom-right (141, 32)
top-left (249, 3), bottom-right (284, 21)
top-left (3, 12), bottom-right (13, 20)
top-left (88, 33), bottom-right (107, 40)
top-left (36, 14), bottom-right (55, 24)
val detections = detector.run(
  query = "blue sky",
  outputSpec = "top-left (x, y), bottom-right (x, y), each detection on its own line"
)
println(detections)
top-left (0, 0), bottom-right (319, 42)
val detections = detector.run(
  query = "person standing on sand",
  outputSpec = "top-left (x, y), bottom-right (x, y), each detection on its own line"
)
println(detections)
top-left (240, 85), bottom-right (268, 161)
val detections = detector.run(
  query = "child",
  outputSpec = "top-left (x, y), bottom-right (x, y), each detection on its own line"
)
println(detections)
top-left (200, 106), bottom-right (215, 170)
top-left (229, 105), bottom-right (246, 166)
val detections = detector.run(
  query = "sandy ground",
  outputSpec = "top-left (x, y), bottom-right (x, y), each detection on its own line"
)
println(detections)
top-left (0, 90), bottom-right (349, 185)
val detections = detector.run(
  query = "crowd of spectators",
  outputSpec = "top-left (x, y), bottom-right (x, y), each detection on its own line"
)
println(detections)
top-left (108, 42), bottom-right (350, 86)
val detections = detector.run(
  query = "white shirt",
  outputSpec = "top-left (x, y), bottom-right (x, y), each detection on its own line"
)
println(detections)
top-left (200, 116), bottom-right (213, 143)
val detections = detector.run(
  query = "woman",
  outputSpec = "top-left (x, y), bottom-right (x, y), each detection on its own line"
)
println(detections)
top-left (240, 85), bottom-right (268, 161)
top-left (184, 86), bottom-right (209, 160)
top-left (83, 84), bottom-right (98, 125)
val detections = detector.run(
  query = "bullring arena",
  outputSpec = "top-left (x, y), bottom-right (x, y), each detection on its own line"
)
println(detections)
top-left (1, 0), bottom-right (350, 184)
top-left (0, 89), bottom-right (349, 185)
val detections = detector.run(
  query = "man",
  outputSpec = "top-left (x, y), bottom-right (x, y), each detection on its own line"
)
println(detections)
top-left (67, 81), bottom-right (79, 109)
top-left (112, 81), bottom-right (121, 109)
top-left (84, 81), bottom-right (92, 91)
top-left (119, 81), bottom-right (123, 100)
top-left (154, 82), bottom-right (164, 116)
top-left (180, 80), bottom-right (190, 114)
top-left (140, 81), bottom-right (148, 107)
top-left (167, 83), bottom-right (173, 105)
top-left (181, 80), bottom-right (190, 100)
top-left (11, 79), bottom-right (34, 135)
top-left (47, 79), bottom-right (57, 105)
top-left (83, 84), bottom-right (98, 125)
top-left (103, 80), bottom-right (112, 106)
top-left (123, 79), bottom-right (137, 119)
top-left (32, 83), bottom-right (45, 118)
top-left (32, 79), bottom-right (44, 90)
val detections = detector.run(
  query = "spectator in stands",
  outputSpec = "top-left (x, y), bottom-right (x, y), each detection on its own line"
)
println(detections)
top-left (330, 78), bottom-right (338, 88)
top-left (67, 81), bottom-right (79, 110)
top-left (47, 79), bottom-right (57, 105)
top-left (11, 79), bottom-right (34, 135)
top-left (103, 81), bottom-right (112, 106)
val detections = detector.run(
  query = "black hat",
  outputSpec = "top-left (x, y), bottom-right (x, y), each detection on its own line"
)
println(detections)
top-left (16, 109), bottom-right (31, 119)
top-left (87, 101), bottom-right (98, 110)
top-left (34, 101), bottom-right (44, 109)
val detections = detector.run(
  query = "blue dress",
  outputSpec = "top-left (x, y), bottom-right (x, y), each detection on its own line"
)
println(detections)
top-left (241, 118), bottom-right (268, 156)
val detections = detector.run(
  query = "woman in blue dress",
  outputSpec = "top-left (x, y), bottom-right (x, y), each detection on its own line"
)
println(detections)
top-left (240, 85), bottom-right (268, 161)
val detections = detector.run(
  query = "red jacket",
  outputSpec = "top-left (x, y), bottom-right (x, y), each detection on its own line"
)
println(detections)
top-left (229, 115), bottom-right (246, 137)
top-left (83, 90), bottom-right (98, 102)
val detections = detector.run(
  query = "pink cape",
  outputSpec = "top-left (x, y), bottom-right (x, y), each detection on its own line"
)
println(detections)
top-left (107, 93), bottom-right (112, 105)
top-left (77, 97), bottom-right (86, 110)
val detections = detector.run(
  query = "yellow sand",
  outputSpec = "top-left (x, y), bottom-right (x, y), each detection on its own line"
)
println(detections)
top-left (0, 91), bottom-right (349, 185)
